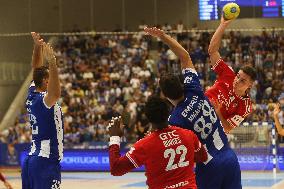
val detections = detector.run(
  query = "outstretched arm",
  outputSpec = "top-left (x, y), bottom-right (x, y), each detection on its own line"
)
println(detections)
top-left (0, 173), bottom-right (13, 189)
top-left (274, 104), bottom-right (284, 136)
top-left (144, 27), bottom-right (194, 70)
top-left (31, 32), bottom-right (44, 69)
top-left (208, 17), bottom-right (233, 66)
top-left (43, 43), bottom-right (61, 108)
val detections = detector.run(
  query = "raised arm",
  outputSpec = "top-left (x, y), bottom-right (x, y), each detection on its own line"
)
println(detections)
top-left (108, 117), bottom-right (136, 176)
top-left (274, 104), bottom-right (284, 136)
top-left (144, 27), bottom-right (194, 70)
top-left (43, 43), bottom-right (61, 108)
top-left (208, 17), bottom-right (233, 66)
top-left (31, 32), bottom-right (44, 69)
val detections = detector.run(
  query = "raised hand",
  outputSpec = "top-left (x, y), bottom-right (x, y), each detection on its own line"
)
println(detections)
top-left (108, 116), bottom-right (124, 137)
top-left (31, 32), bottom-right (44, 47)
top-left (144, 27), bottom-right (165, 38)
top-left (221, 15), bottom-right (234, 26)
top-left (43, 43), bottom-right (56, 63)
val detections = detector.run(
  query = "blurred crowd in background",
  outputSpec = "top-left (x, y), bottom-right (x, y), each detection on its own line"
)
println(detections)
top-left (0, 22), bottom-right (283, 149)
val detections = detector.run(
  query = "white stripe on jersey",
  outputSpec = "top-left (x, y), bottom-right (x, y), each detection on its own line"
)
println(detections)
top-left (244, 99), bottom-right (251, 117)
top-left (29, 140), bottom-right (36, 155)
top-left (42, 95), bottom-right (52, 109)
top-left (126, 153), bottom-right (139, 168)
top-left (38, 140), bottom-right (50, 158)
top-left (212, 59), bottom-right (222, 70)
top-left (194, 142), bottom-right (202, 152)
top-left (54, 103), bottom-right (64, 161)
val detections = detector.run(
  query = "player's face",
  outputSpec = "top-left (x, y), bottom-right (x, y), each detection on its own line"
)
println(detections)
top-left (233, 70), bottom-right (252, 92)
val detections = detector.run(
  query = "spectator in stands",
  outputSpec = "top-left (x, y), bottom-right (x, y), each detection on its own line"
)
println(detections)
top-left (5, 24), bottom-right (284, 146)
top-left (274, 93), bottom-right (284, 136)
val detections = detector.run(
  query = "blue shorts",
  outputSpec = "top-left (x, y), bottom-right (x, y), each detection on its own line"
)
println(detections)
top-left (21, 156), bottom-right (61, 189)
top-left (196, 147), bottom-right (242, 189)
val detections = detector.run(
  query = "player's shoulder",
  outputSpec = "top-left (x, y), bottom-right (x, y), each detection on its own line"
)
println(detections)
top-left (168, 125), bottom-right (193, 135)
top-left (182, 68), bottom-right (198, 77)
top-left (213, 59), bottom-right (235, 73)
top-left (134, 133), bottom-right (155, 147)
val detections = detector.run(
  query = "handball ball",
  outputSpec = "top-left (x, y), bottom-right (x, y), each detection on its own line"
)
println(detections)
top-left (222, 3), bottom-right (240, 20)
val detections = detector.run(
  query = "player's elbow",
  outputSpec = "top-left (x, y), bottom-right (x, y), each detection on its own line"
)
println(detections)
top-left (208, 46), bottom-right (216, 56)
top-left (180, 52), bottom-right (190, 63)
top-left (201, 151), bottom-right (208, 162)
top-left (110, 167), bottom-right (125, 176)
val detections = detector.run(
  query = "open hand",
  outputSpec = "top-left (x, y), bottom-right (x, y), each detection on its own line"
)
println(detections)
top-left (221, 16), bottom-right (234, 27)
top-left (144, 27), bottom-right (165, 38)
top-left (31, 32), bottom-right (44, 47)
top-left (108, 116), bottom-right (124, 137)
top-left (43, 43), bottom-right (56, 63)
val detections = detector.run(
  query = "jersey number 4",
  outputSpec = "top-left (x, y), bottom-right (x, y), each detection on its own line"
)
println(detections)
top-left (164, 145), bottom-right (189, 171)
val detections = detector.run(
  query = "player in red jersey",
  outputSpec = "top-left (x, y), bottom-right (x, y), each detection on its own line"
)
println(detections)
top-left (108, 96), bottom-right (207, 189)
top-left (0, 172), bottom-right (13, 189)
top-left (207, 17), bottom-right (257, 133)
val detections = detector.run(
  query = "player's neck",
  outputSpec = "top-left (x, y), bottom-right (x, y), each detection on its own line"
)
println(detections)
top-left (35, 87), bottom-right (45, 93)
top-left (152, 122), bottom-right (168, 131)
top-left (169, 96), bottom-right (184, 107)
top-left (234, 88), bottom-right (247, 97)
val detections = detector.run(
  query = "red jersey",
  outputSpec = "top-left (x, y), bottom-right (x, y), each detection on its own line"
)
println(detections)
top-left (205, 59), bottom-right (252, 128)
top-left (109, 126), bottom-right (207, 189)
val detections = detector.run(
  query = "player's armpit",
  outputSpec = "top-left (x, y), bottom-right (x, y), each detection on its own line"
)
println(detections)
top-left (194, 144), bottom-right (208, 163)
top-left (109, 145), bottom-right (136, 176)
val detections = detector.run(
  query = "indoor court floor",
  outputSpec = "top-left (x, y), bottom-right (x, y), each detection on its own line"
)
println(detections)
top-left (1, 171), bottom-right (284, 189)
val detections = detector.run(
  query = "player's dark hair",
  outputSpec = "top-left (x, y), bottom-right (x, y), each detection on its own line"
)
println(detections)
top-left (145, 96), bottom-right (170, 130)
top-left (33, 66), bottom-right (49, 88)
top-left (159, 73), bottom-right (183, 100)
top-left (240, 65), bottom-right (257, 81)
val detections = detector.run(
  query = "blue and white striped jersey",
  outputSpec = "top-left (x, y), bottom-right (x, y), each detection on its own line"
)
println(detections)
top-left (26, 82), bottom-right (64, 161)
top-left (168, 68), bottom-right (228, 165)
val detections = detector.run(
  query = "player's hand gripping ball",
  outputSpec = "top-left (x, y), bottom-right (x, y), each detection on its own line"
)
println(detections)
top-left (222, 3), bottom-right (240, 20)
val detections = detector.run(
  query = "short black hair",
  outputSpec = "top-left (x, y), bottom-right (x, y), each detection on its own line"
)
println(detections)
top-left (159, 73), bottom-right (183, 100)
top-left (240, 65), bottom-right (257, 81)
top-left (33, 66), bottom-right (49, 88)
top-left (145, 96), bottom-right (170, 130)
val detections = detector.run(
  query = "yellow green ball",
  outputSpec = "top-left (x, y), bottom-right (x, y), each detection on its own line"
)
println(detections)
top-left (222, 3), bottom-right (240, 20)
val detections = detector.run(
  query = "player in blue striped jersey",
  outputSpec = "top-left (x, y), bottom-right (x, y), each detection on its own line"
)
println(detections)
top-left (144, 27), bottom-right (241, 189)
top-left (21, 32), bottom-right (63, 189)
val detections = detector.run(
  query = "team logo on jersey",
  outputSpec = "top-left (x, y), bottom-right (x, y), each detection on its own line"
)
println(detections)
top-left (184, 76), bottom-right (192, 84)
top-left (159, 130), bottom-right (181, 148)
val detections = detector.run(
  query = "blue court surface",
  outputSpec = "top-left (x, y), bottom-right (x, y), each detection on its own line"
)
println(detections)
top-left (2, 171), bottom-right (284, 189)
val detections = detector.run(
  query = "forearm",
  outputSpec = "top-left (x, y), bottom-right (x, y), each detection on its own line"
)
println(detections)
top-left (216, 110), bottom-right (233, 133)
top-left (31, 45), bottom-right (43, 69)
top-left (0, 172), bottom-right (6, 182)
top-left (109, 145), bottom-right (135, 176)
top-left (274, 115), bottom-right (284, 136)
top-left (208, 23), bottom-right (228, 54)
top-left (160, 34), bottom-right (194, 69)
top-left (47, 60), bottom-right (61, 98)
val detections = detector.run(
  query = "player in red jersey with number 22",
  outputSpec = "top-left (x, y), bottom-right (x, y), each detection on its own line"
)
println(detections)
top-left (108, 96), bottom-right (207, 189)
